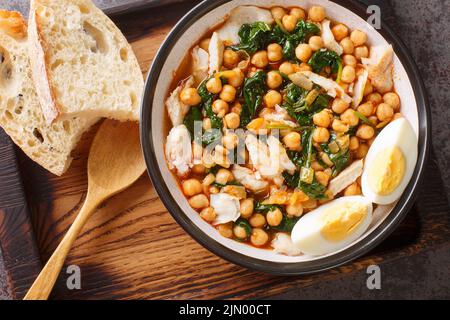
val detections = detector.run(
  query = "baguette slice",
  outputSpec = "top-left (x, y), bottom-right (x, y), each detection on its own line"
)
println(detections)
top-left (0, 10), bottom-right (98, 176)
top-left (29, 0), bottom-right (143, 123)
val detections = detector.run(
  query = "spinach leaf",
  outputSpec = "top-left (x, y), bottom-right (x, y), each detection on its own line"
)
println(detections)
top-left (282, 171), bottom-right (327, 200)
top-left (282, 170), bottom-right (300, 189)
top-left (271, 20), bottom-right (320, 61)
top-left (308, 49), bottom-right (342, 75)
top-left (282, 83), bottom-right (330, 126)
top-left (271, 215), bottom-right (299, 233)
top-left (254, 202), bottom-right (283, 213)
top-left (321, 139), bottom-right (351, 176)
top-left (234, 218), bottom-right (252, 239)
top-left (240, 71), bottom-right (267, 127)
top-left (198, 78), bottom-right (222, 129)
top-left (299, 178), bottom-right (328, 200)
top-left (183, 106), bottom-right (202, 140)
top-left (287, 150), bottom-right (304, 168)
top-left (202, 129), bottom-right (222, 147)
top-left (231, 22), bottom-right (272, 54)
top-left (211, 180), bottom-right (243, 188)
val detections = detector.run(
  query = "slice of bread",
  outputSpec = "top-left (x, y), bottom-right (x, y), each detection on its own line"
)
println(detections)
top-left (0, 10), bottom-right (98, 176)
top-left (28, 0), bottom-right (143, 123)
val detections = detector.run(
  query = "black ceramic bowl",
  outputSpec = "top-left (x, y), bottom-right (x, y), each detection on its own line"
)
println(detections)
top-left (140, 0), bottom-right (430, 275)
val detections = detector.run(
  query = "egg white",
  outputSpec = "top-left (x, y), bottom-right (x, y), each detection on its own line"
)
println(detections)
top-left (361, 118), bottom-right (418, 205)
top-left (291, 196), bottom-right (373, 256)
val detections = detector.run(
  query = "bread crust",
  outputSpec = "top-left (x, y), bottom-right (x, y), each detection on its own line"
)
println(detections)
top-left (0, 10), bottom-right (27, 39)
top-left (28, 0), bottom-right (60, 124)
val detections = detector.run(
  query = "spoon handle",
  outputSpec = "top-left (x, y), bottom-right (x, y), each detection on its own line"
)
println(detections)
top-left (24, 194), bottom-right (100, 300)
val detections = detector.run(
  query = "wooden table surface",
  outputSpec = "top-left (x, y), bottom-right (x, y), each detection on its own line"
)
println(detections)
top-left (0, 0), bottom-right (449, 300)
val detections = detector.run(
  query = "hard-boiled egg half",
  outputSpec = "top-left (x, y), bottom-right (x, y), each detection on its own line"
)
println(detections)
top-left (291, 196), bottom-right (373, 256)
top-left (361, 118), bottom-right (418, 205)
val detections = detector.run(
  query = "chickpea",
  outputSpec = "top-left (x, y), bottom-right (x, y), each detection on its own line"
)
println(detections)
top-left (297, 62), bottom-right (312, 72)
top-left (355, 143), bottom-right (369, 159)
top-left (354, 46), bottom-right (369, 60)
top-left (217, 223), bottom-right (233, 238)
top-left (182, 179), bottom-right (202, 197)
top-left (215, 168), bottom-right (233, 185)
top-left (192, 164), bottom-right (206, 175)
top-left (223, 49), bottom-right (240, 69)
top-left (340, 109), bottom-right (359, 127)
top-left (279, 61), bottom-right (295, 75)
top-left (203, 173), bottom-right (215, 187)
top-left (364, 81), bottom-right (374, 96)
top-left (295, 44), bottom-right (312, 62)
top-left (383, 92), bottom-right (400, 111)
top-left (266, 71), bottom-right (283, 89)
top-left (286, 203), bottom-right (303, 217)
top-left (222, 133), bottom-right (239, 150)
top-left (376, 103), bottom-right (394, 121)
top-left (350, 29), bottom-right (367, 47)
top-left (313, 127), bottom-right (330, 143)
top-left (308, 35), bottom-right (323, 51)
top-left (180, 88), bottom-right (201, 106)
top-left (308, 6), bottom-right (326, 22)
top-left (282, 14), bottom-right (298, 32)
top-left (267, 43), bottom-right (283, 62)
top-left (368, 116), bottom-right (378, 126)
top-left (343, 54), bottom-right (357, 67)
top-left (332, 23), bottom-right (349, 41)
top-left (367, 92), bottom-right (383, 105)
top-left (249, 213), bottom-right (266, 228)
top-left (250, 228), bottom-right (269, 246)
top-left (212, 99), bottom-right (229, 118)
top-left (231, 101), bottom-right (242, 115)
top-left (203, 118), bottom-right (212, 130)
top-left (264, 90), bottom-right (282, 108)
top-left (240, 198), bottom-right (254, 219)
top-left (311, 161), bottom-right (324, 171)
top-left (393, 112), bottom-right (403, 120)
top-left (332, 119), bottom-right (349, 133)
top-left (340, 37), bottom-right (354, 54)
top-left (267, 208), bottom-right (283, 227)
top-left (228, 68), bottom-right (244, 88)
top-left (356, 124), bottom-right (375, 140)
top-left (344, 182), bottom-right (362, 196)
top-left (283, 132), bottom-right (301, 150)
top-left (220, 84), bottom-right (237, 103)
top-left (199, 38), bottom-right (210, 52)
top-left (315, 171), bottom-right (330, 186)
top-left (206, 77), bottom-right (222, 94)
top-left (207, 186), bottom-right (218, 195)
top-left (189, 194), bottom-right (209, 209)
top-left (271, 6), bottom-right (286, 20)
top-left (233, 225), bottom-right (249, 239)
top-left (224, 112), bottom-right (240, 129)
top-left (332, 98), bottom-right (350, 114)
top-left (290, 7), bottom-right (306, 20)
top-left (341, 65), bottom-right (356, 83)
top-left (349, 136), bottom-right (360, 151)
top-left (200, 207), bottom-right (216, 222)
top-left (251, 50), bottom-right (269, 68)
top-left (313, 109), bottom-right (332, 127)
top-left (357, 102), bottom-right (374, 117)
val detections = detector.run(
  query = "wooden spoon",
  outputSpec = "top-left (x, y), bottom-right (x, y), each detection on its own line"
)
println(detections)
top-left (24, 120), bottom-right (146, 300)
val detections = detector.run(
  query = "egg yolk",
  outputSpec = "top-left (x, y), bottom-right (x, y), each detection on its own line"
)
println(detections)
top-left (368, 146), bottom-right (406, 195)
top-left (320, 202), bottom-right (368, 242)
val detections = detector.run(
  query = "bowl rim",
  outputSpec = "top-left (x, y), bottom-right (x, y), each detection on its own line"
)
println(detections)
top-left (140, 0), bottom-right (431, 275)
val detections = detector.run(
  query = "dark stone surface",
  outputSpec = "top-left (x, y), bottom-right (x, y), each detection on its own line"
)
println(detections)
top-left (388, 0), bottom-right (450, 202)
top-left (0, 0), bottom-right (448, 300)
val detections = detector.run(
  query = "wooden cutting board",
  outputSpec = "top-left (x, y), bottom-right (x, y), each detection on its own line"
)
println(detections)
top-left (1, 0), bottom-right (449, 300)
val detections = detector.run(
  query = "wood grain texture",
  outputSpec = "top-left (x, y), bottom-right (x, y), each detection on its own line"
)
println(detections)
top-left (0, 0), bottom-right (449, 300)
top-left (24, 120), bottom-right (146, 300)
top-left (0, 129), bottom-right (42, 300)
